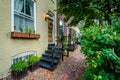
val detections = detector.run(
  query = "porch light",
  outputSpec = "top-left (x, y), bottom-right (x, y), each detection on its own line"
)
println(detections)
top-left (44, 13), bottom-right (49, 21)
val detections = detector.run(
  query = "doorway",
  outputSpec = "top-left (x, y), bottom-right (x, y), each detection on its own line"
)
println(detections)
top-left (48, 19), bottom-right (53, 43)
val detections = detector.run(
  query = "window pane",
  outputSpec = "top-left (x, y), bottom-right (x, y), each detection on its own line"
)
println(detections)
top-left (26, 55), bottom-right (29, 59)
top-left (16, 58), bottom-right (19, 63)
top-left (25, 19), bottom-right (34, 33)
top-left (14, 14), bottom-right (19, 32)
top-left (14, 0), bottom-right (24, 13)
top-left (59, 20), bottom-right (64, 36)
top-left (19, 57), bottom-right (22, 61)
top-left (24, 56), bottom-right (26, 60)
top-left (14, 14), bottom-right (25, 32)
top-left (13, 59), bottom-right (16, 64)
top-left (25, 0), bottom-right (34, 16)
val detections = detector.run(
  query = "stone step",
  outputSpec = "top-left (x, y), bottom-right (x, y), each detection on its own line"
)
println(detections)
top-left (48, 43), bottom-right (55, 47)
top-left (41, 57), bottom-right (60, 64)
top-left (54, 50), bottom-right (64, 54)
top-left (42, 53), bottom-right (62, 59)
top-left (48, 46), bottom-right (55, 50)
top-left (48, 43), bottom-right (55, 50)
top-left (45, 50), bottom-right (53, 54)
top-left (39, 61), bottom-right (57, 71)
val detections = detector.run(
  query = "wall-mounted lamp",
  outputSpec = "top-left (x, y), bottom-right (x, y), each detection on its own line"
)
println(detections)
top-left (44, 13), bottom-right (49, 21)
top-left (44, 11), bottom-right (54, 21)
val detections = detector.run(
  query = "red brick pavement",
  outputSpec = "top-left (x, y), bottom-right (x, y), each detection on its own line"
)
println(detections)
top-left (7, 46), bottom-right (85, 80)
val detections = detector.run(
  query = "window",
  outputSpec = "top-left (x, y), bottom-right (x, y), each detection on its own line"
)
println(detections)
top-left (13, 0), bottom-right (35, 33)
top-left (59, 20), bottom-right (64, 36)
top-left (51, 0), bottom-right (55, 3)
top-left (12, 51), bottom-right (36, 64)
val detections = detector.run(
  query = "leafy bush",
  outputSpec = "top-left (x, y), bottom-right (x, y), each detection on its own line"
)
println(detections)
top-left (63, 36), bottom-right (67, 41)
top-left (63, 43), bottom-right (68, 48)
top-left (28, 55), bottom-right (41, 65)
top-left (11, 61), bottom-right (29, 72)
top-left (81, 22), bottom-right (120, 80)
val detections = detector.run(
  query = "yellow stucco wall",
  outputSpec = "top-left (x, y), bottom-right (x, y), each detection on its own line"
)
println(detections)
top-left (0, 0), bottom-right (56, 79)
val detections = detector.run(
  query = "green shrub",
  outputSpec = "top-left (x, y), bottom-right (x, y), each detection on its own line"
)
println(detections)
top-left (28, 55), bottom-right (41, 65)
top-left (63, 36), bottom-right (67, 41)
top-left (64, 43), bottom-right (68, 48)
top-left (81, 22), bottom-right (120, 80)
top-left (11, 61), bottom-right (29, 72)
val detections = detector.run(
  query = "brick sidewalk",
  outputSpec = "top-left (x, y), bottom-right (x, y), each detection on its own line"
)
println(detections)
top-left (9, 46), bottom-right (85, 80)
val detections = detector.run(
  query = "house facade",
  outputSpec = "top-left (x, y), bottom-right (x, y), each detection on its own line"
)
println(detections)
top-left (0, 0), bottom-right (57, 78)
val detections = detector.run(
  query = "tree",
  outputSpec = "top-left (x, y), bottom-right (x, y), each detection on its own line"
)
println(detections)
top-left (58, 0), bottom-right (120, 26)
top-left (58, 0), bottom-right (120, 79)
top-left (80, 21), bottom-right (120, 80)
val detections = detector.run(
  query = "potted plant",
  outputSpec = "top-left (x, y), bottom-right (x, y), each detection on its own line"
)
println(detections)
top-left (11, 61), bottom-right (29, 79)
top-left (27, 28), bottom-right (40, 39)
top-left (11, 27), bottom-right (40, 39)
top-left (28, 55), bottom-right (41, 71)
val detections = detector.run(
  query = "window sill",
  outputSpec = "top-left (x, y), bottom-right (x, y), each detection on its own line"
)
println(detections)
top-left (11, 32), bottom-right (40, 39)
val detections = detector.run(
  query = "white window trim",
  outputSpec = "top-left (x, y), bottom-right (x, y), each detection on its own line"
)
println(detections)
top-left (11, 51), bottom-right (37, 64)
top-left (34, 2), bottom-right (36, 33)
top-left (11, 0), bottom-right (36, 33)
top-left (51, 0), bottom-right (55, 3)
top-left (11, 0), bottom-right (14, 31)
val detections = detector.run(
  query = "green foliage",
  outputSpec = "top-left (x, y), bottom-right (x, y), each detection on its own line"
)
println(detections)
top-left (25, 27), bottom-right (33, 34)
top-left (11, 61), bottom-right (29, 72)
top-left (28, 55), bottom-right (41, 65)
top-left (63, 37), bottom-right (67, 41)
top-left (58, 0), bottom-right (120, 26)
top-left (33, 30), bottom-right (35, 34)
top-left (72, 36), bottom-right (78, 42)
top-left (81, 22), bottom-right (120, 79)
top-left (29, 28), bottom-right (32, 34)
top-left (63, 43), bottom-right (68, 48)
top-left (19, 26), bottom-right (23, 32)
top-left (63, 36), bottom-right (68, 48)
top-left (25, 27), bottom-right (29, 34)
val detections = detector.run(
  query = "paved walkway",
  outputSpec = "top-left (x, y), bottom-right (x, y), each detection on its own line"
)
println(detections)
top-left (9, 46), bottom-right (85, 80)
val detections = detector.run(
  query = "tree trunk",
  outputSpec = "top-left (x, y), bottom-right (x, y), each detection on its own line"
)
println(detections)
top-left (105, 0), bottom-right (112, 25)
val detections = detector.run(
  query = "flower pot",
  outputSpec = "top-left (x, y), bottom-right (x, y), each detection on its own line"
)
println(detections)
top-left (29, 62), bottom-right (39, 72)
top-left (11, 68), bottom-right (28, 80)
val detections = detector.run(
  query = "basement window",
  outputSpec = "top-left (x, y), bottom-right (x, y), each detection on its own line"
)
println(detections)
top-left (12, 51), bottom-right (36, 64)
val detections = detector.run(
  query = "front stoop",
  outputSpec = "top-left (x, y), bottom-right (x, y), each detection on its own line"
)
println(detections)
top-left (39, 43), bottom-right (64, 71)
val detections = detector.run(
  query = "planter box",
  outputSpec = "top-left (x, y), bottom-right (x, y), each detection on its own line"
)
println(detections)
top-left (11, 68), bottom-right (28, 80)
top-left (34, 34), bottom-right (40, 38)
top-left (29, 34), bottom-right (40, 39)
top-left (28, 62), bottom-right (39, 72)
top-left (11, 32), bottom-right (29, 38)
top-left (11, 32), bottom-right (40, 39)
